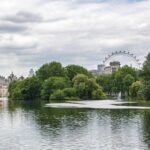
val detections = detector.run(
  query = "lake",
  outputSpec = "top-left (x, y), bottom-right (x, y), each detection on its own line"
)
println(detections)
top-left (1, 99), bottom-right (150, 150)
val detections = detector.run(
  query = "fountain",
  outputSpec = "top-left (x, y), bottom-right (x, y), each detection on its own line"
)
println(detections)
top-left (117, 92), bottom-right (121, 100)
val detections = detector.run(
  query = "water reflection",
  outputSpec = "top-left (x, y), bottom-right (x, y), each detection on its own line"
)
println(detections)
top-left (0, 100), bottom-right (150, 149)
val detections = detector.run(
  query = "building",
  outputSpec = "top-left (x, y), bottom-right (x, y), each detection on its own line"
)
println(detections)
top-left (90, 61), bottom-right (121, 75)
top-left (0, 76), bottom-right (9, 97)
top-left (0, 72), bottom-right (26, 98)
top-left (0, 85), bottom-right (8, 97)
top-left (28, 69), bottom-right (35, 77)
top-left (110, 61), bottom-right (121, 73)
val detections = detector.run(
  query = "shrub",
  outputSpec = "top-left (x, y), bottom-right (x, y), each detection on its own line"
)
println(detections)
top-left (41, 77), bottom-right (68, 100)
top-left (50, 90), bottom-right (65, 100)
top-left (129, 81), bottom-right (142, 98)
top-left (92, 89), bottom-right (106, 100)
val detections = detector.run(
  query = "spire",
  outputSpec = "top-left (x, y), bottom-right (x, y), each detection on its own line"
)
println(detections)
top-left (28, 69), bottom-right (35, 77)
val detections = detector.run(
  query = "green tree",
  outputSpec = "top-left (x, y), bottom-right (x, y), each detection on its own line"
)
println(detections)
top-left (96, 75), bottom-right (112, 94)
top-left (63, 88), bottom-right (77, 97)
top-left (118, 65), bottom-right (138, 80)
top-left (130, 81), bottom-right (142, 98)
top-left (86, 78), bottom-right (101, 99)
top-left (73, 74), bottom-right (88, 99)
top-left (112, 66), bottom-right (137, 95)
top-left (137, 53), bottom-right (150, 100)
top-left (41, 77), bottom-right (68, 100)
top-left (63, 88), bottom-right (79, 100)
top-left (50, 90), bottom-right (65, 100)
top-left (73, 74), bottom-right (105, 100)
top-left (96, 66), bottom-right (137, 96)
top-left (9, 77), bottom-right (41, 101)
top-left (8, 80), bottom-right (20, 98)
top-left (138, 81), bottom-right (150, 100)
top-left (113, 71), bottom-right (123, 93)
top-left (123, 74), bottom-right (135, 96)
top-left (92, 89), bottom-right (106, 100)
top-left (50, 88), bottom-right (79, 101)
top-left (36, 61), bottom-right (66, 81)
top-left (140, 53), bottom-right (150, 80)
top-left (65, 64), bottom-right (93, 81)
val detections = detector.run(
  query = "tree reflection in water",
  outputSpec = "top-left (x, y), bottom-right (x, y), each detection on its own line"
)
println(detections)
top-left (1, 100), bottom-right (149, 150)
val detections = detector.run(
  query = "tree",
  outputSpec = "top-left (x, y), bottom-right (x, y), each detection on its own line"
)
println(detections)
top-left (129, 81), bottom-right (141, 98)
top-left (8, 80), bottom-right (20, 98)
top-left (123, 74), bottom-right (135, 96)
top-left (9, 77), bottom-right (41, 101)
top-left (73, 74), bottom-right (106, 100)
top-left (50, 90), bottom-right (65, 100)
top-left (111, 66), bottom-right (137, 95)
top-left (41, 77), bottom-right (68, 100)
top-left (86, 78), bottom-right (101, 99)
top-left (96, 75), bottom-right (112, 94)
top-left (140, 53), bottom-right (150, 80)
top-left (92, 89), bottom-right (106, 100)
top-left (65, 64), bottom-right (93, 81)
top-left (36, 61), bottom-right (66, 81)
top-left (63, 88), bottom-right (77, 97)
top-left (50, 88), bottom-right (79, 101)
top-left (138, 81), bottom-right (150, 100)
top-left (73, 74), bottom-right (88, 99)
top-left (118, 65), bottom-right (138, 80)
top-left (136, 53), bottom-right (150, 100)
top-left (9, 62), bottom-right (107, 101)
top-left (96, 66), bottom-right (138, 96)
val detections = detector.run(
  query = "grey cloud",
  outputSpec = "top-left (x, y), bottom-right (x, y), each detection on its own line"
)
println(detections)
top-left (0, 34), bottom-right (37, 55)
top-left (3, 11), bottom-right (43, 23)
top-left (0, 0), bottom-right (149, 77)
top-left (0, 22), bottom-right (27, 33)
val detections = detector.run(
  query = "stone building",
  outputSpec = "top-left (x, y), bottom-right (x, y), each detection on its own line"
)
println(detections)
top-left (90, 61), bottom-right (121, 75)
top-left (109, 61), bottom-right (121, 73)
top-left (0, 76), bottom-right (9, 97)
top-left (0, 85), bottom-right (8, 97)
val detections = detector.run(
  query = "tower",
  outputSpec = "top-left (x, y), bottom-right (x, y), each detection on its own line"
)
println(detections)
top-left (110, 61), bottom-right (120, 73)
top-left (28, 69), bottom-right (35, 77)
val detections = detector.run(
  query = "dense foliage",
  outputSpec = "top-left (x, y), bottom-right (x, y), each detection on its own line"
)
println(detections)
top-left (36, 61), bottom-right (66, 81)
top-left (9, 61), bottom-right (105, 101)
top-left (96, 65), bottom-right (137, 97)
top-left (135, 54), bottom-right (150, 100)
top-left (8, 77), bottom-right (41, 100)
top-left (73, 74), bottom-right (106, 100)
top-left (65, 64), bottom-right (93, 80)
top-left (129, 81), bottom-right (142, 98)
top-left (41, 77), bottom-right (69, 100)
top-left (9, 53), bottom-right (150, 101)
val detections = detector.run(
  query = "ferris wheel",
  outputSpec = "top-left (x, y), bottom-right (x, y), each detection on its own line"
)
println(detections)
top-left (102, 51), bottom-right (141, 68)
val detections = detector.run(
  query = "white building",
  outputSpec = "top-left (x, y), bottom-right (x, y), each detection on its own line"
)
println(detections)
top-left (0, 76), bottom-right (9, 97)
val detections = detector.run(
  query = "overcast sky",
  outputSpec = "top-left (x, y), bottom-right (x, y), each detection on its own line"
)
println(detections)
top-left (0, 0), bottom-right (149, 77)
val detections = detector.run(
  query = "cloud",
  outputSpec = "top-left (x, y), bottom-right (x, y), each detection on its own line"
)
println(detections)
top-left (3, 11), bottom-right (43, 23)
top-left (0, 34), bottom-right (38, 60)
top-left (0, 0), bottom-right (149, 76)
top-left (0, 21), bottom-right (27, 33)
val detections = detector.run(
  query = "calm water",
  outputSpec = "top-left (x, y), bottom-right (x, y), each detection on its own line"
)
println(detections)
top-left (1, 99), bottom-right (150, 150)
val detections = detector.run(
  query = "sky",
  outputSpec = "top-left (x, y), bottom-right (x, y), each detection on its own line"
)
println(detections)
top-left (0, 0), bottom-right (149, 77)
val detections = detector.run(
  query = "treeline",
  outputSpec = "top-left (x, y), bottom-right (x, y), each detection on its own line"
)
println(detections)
top-left (8, 62), bottom-right (106, 101)
top-left (136, 53), bottom-right (150, 100)
top-left (96, 53), bottom-right (150, 101)
top-left (96, 65), bottom-right (138, 97)
top-left (8, 53), bottom-right (150, 101)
